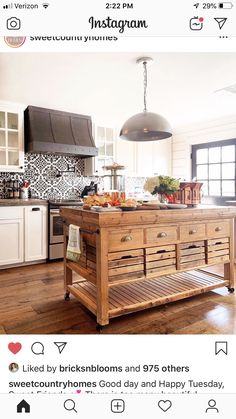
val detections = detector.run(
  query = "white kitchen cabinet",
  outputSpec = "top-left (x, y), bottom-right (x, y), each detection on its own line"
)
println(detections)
top-left (85, 124), bottom-right (172, 178)
top-left (0, 205), bottom-right (47, 268)
top-left (116, 136), bottom-right (172, 177)
top-left (24, 206), bottom-right (47, 262)
top-left (0, 104), bottom-right (24, 172)
top-left (0, 207), bottom-right (24, 266)
top-left (136, 138), bottom-right (172, 177)
top-left (84, 126), bottom-right (137, 177)
top-left (135, 142), bottom-right (154, 177)
top-left (84, 125), bottom-right (115, 176)
top-left (152, 138), bottom-right (172, 175)
top-left (116, 137), bottom-right (136, 176)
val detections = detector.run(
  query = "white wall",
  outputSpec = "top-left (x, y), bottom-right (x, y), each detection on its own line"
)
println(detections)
top-left (172, 114), bottom-right (236, 180)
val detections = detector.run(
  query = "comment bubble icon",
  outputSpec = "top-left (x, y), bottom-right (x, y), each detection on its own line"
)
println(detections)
top-left (31, 342), bottom-right (45, 355)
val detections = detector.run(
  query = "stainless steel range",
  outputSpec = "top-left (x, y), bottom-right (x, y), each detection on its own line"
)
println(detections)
top-left (48, 199), bottom-right (83, 260)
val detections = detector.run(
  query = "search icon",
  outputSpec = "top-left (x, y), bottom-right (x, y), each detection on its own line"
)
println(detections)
top-left (64, 399), bottom-right (77, 413)
top-left (31, 342), bottom-right (45, 355)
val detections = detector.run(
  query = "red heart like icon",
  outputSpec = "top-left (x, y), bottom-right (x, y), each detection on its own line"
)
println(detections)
top-left (8, 342), bottom-right (22, 354)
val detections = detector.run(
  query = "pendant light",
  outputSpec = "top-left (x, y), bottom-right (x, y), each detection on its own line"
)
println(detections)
top-left (120, 57), bottom-right (172, 142)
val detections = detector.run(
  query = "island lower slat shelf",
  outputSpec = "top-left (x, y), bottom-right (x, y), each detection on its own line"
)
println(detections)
top-left (68, 282), bottom-right (97, 315)
top-left (61, 206), bottom-right (236, 327)
top-left (68, 270), bottom-right (229, 319)
top-left (67, 254), bottom-right (231, 288)
top-left (67, 261), bottom-right (96, 284)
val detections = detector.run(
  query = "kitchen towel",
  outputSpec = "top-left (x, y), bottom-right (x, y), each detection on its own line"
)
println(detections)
top-left (66, 224), bottom-right (81, 263)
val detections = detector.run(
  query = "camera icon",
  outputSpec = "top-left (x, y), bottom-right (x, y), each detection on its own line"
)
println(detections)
top-left (7, 17), bottom-right (21, 30)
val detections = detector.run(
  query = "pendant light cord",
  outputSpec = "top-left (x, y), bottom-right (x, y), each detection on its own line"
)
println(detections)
top-left (143, 61), bottom-right (148, 113)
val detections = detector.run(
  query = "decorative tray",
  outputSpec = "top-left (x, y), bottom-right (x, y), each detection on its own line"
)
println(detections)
top-left (90, 206), bottom-right (122, 212)
top-left (166, 204), bottom-right (188, 209)
top-left (118, 206), bottom-right (137, 211)
top-left (137, 203), bottom-right (188, 210)
top-left (137, 203), bottom-right (167, 210)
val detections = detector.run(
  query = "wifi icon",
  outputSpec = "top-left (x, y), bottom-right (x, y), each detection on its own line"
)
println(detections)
top-left (42, 2), bottom-right (49, 8)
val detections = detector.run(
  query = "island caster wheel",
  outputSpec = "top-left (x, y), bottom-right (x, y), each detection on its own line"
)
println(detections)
top-left (228, 287), bottom-right (235, 293)
top-left (64, 292), bottom-right (70, 301)
top-left (96, 324), bottom-right (104, 332)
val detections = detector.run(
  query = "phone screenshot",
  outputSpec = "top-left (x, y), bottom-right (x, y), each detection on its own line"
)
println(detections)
top-left (0, 0), bottom-right (236, 417)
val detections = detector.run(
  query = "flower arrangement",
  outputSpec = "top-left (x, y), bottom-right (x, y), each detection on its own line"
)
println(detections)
top-left (144, 175), bottom-right (180, 201)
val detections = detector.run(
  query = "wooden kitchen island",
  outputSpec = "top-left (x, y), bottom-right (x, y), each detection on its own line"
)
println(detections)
top-left (60, 206), bottom-right (236, 329)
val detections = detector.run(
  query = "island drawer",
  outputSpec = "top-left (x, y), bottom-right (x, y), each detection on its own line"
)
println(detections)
top-left (145, 226), bottom-right (178, 245)
top-left (145, 244), bottom-right (176, 277)
top-left (207, 237), bottom-right (230, 264)
top-left (179, 223), bottom-right (206, 241)
top-left (108, 228), bottom-right (143, 251)
top-left (179, 240), bottom-right (206, 269)
top-left (108, 249), bottom-right (145, 283)
top-left (207, 220), bottom-right (230, 238)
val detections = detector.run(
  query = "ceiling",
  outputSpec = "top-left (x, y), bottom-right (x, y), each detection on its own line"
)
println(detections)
top-left (0, 52), bottom-right (236, 128)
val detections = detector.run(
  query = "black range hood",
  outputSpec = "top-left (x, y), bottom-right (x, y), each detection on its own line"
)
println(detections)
top-left (24, 106), bottom-right (98, 158)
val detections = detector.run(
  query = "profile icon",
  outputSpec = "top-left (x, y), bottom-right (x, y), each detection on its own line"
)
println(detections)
top-left (9, 362), bottom-right (19, 373)
top-left (205, 399), bottom-right (219, 413)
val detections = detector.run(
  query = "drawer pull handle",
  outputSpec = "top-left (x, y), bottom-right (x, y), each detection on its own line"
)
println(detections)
top-left (189, 229), bottom-right (197, 234)
top-left (215, 226), bottom-right (222, 232)
top-left (121, 235), bottom-right (133, 242)
top-left (158, 232), bottom-right (167, 238)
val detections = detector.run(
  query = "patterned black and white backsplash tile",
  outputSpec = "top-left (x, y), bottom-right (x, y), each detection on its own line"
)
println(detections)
top-left (0, 153), bottom-right (146, 199)
top-left (0, 153), bottom-right (97, 199)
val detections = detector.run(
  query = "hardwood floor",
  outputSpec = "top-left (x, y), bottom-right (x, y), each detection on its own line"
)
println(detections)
top-left (0, 262), bottom-right (235, 334)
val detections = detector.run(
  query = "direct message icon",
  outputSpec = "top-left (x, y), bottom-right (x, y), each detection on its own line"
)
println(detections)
top-left (54, 342), bottom-right (67, 354)
top-left (158, 400), bottom-right (172, 412)
top-left (214, 17), bottom-right (227, 30)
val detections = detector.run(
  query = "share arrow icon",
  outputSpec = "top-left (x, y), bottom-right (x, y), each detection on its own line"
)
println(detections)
top-left (54, 342), bottom-right (67, 354)
top-left (214, 17), bottom-right (228, 29)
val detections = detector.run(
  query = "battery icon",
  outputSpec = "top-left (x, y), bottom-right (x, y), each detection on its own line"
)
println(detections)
top-left (219, 2), bottom-right (234, 8)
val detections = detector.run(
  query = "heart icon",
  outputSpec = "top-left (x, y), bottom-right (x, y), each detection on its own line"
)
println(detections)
top-left (8, 342), bottom-right (22, 354)
top-left (158, 400), bottom-right (172, 412)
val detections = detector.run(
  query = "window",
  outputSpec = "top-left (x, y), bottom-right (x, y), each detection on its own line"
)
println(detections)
top-left (192, 139), bottom-right (236, 204)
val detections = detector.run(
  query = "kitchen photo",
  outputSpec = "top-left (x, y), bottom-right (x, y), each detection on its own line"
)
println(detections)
top-left (0, 52), bottom-right (236, 335)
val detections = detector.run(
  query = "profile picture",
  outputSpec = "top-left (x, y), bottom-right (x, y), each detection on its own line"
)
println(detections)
top-left (9, 362), bottom-right (19, 373)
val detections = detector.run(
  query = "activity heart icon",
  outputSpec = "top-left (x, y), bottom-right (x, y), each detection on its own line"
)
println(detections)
top-left (158, 399), bottom-right (172, 412)
top-left (8, 342), bottom-right (22, 354)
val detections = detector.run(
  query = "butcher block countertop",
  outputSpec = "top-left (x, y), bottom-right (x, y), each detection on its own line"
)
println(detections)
top-left (60, 205), bottom-right (236, 228)
top-left (60, 205), bottom-right (236, 328)
top-left (0, 199), bottom-right (48, 206)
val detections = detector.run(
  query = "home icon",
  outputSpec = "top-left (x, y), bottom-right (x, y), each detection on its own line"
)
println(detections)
top-left (17, 399), bottom-right (30, 413)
